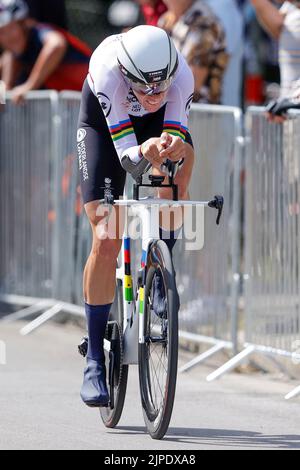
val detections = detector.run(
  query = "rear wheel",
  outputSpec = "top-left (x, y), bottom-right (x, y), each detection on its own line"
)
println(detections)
top-left (138, 240), bottom-right (179, 440)
top-left (100, 280), bottom-right (128, 428)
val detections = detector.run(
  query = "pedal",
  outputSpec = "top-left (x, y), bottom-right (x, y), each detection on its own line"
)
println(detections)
top-left (78, 336), bottom-right (88, 358)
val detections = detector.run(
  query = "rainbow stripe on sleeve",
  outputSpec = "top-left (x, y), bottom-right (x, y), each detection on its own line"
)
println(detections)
top-left (163, 121), bottom-right (188, 141)
top-left (109, 119), bottom-right (134, 142)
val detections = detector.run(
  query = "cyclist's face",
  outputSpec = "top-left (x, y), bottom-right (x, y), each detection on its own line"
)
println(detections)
top-left (134, 90), bottom-right (167, 113)
top-left (0, 21), bottom-right (27, 54)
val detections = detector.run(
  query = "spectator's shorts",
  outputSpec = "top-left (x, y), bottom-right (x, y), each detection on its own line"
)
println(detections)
top-left (77, 79), bottom-right (193, 205)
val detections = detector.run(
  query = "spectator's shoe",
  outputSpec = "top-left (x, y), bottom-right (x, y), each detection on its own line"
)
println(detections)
top-left (151, 271), bottom-right (167, 319)
top-left (80, 358), bottom-right (109, 408)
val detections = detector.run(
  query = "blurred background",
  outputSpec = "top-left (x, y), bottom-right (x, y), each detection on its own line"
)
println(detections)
top-left (63, 0), bottom-right (282, 107)
top-left (0, 0), bottom-right (282, 107)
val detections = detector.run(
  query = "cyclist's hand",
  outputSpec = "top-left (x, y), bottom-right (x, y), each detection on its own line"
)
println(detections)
top-left (141, 137), bottom-right (165, 169)
top-left (160, 132), bottom-right (173, 149)
top-left (11, 83), bottom-right (31, 105)
top-left (159, 133), bottom-right (186, 161)
top-left (264, 98), bottom-right (300, 124)
top-left (265, 112), bottom-right (287, 124)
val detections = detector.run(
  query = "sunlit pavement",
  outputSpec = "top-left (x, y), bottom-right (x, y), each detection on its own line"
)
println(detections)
top-left (0, 321), bottom-right (299, 450)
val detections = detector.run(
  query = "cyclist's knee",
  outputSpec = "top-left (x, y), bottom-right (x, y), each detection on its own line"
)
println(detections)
top-left (85, 201), bottom-right (123, 261)
top-left (91, 237), bottom-right (122, 262)
top-left (85, 201), bottom-right (112, 227)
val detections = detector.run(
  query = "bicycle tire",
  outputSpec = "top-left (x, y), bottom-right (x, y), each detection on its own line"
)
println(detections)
top-left (100, 280), bottom-right (129, 428)
top-left (138, 240), bottom-right (179, 440)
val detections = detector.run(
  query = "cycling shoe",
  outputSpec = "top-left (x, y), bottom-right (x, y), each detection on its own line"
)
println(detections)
top-left (80, 358), bottom-right (109, 408)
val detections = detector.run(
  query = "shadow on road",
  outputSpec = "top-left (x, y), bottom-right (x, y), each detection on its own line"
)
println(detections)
top-left (113, 426), bottom-right (300, 449)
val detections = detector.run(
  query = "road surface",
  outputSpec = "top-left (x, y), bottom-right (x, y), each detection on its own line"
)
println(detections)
top-left (0, 320), bottom-right (299, 450)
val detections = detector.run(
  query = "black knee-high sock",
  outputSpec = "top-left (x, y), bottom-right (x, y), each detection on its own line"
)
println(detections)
top-left (85, 303), bottom-right (111, 362)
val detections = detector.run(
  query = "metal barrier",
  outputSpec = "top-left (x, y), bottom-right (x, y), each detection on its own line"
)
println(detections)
top-left (53, 92), bottom-right (83, 305)
top-left (208, 107), bottom-right (300, 399)
top-left (0, 91), bottom-right (86, 328)
top-left (2, 94), bottom-right (300, 398)
top-left (0, 95), bottom-right (242, 365)
top-left (176, 105), bottom-right (243, 371)
top-left (0, 92), bottom-right (58, 301)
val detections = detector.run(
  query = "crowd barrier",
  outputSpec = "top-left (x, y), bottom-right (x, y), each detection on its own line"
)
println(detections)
top-left (0, 92), bottom-right (58, 300)
top-left (175, 105), bottom-right (242, 370)
top-left (0, 92), bottom-right (241, 363)
top-left (207, 108), bottom-right (300, 399)
top-left (1, 92), bottom-right (300, 398)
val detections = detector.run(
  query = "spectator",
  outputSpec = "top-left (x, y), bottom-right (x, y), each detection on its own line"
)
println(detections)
top-left (107, 0), bottom-right (141, 30)
top-left (251, 0), bottom-right (300, 99)
top-left (25, 0), bottom-right (68, 29)
top-left (0, 0), bottom-right (91, 104)
top-left (107, 0), bottom-right (167, 30)
top-left (159, 0), bottom-right (229, 104)
top-left (204, 0), bottom-right (244, 107)
top-left (137, 0), bottom-right (167, 26)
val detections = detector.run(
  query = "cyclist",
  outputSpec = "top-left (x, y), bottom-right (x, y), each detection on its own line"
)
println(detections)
top-left (77, 25), bottom-right (195, 407)
top-left (0, 0), bottom-right (91, 104)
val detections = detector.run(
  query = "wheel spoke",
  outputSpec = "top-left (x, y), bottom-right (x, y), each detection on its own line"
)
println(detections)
top-left (147, 318), bottom-right (169, 412)
top-left (149, 349), bottom-right (164, 409)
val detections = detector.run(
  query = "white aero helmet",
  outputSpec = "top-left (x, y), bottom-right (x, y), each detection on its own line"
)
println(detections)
top-left (0, 0), bottom-right (28, 28)
top-left (117, 25), bottom-right (179, 95)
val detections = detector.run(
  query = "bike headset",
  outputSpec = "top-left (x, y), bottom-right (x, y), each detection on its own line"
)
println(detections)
top-left (0, 0), bottom-right (28, 28)
top-left (117, 25), bottom-right (179, 96)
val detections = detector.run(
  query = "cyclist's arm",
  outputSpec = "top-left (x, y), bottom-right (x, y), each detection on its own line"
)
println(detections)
top-left (23, 31), bottom-right (68, 90)
top-left (1, 51), bottom-right (22, 90)
top-left (88, 62), bottom-right (143, 169)
top-left (251, 0), bottom-right (285, 40)
top-left (11, 30), bottom-right (68, 104)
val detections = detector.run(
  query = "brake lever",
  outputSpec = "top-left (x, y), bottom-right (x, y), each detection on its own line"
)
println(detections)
top-left (208, 195), bottom-right (224, 225)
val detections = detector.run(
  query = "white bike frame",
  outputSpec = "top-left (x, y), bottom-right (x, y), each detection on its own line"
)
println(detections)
top-left (104, 197), bottom-right (210, 366)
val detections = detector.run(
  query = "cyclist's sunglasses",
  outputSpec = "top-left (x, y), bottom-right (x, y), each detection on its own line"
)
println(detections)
top-left (129, 78), bottom-right (173, 96)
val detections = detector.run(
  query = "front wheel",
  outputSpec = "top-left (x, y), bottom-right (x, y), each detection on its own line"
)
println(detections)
top-left (138, 240), bottom-right (179, 440)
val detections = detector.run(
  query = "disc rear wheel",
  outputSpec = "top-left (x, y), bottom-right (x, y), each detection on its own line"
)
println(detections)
top-left (100, 280), bottom-right (128, 428)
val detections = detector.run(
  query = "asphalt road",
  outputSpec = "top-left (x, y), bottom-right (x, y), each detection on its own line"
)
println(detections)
top-left (0, 320), bottom-right (300, 450)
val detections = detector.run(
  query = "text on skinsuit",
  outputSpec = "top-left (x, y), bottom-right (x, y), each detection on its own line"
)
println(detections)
top-left (77, 140), bottom-right (89, 181)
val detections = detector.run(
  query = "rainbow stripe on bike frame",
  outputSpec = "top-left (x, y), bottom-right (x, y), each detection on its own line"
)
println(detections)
top-left (124, 238), bottom-right (134, 302)
top-left (138, 250), bottom-right (147, 314)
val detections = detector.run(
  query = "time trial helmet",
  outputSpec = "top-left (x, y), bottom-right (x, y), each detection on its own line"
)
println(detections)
top-left (117, 25), bottom-right (178, 95)
top-left (0, 0), bottom-right (28, 28)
